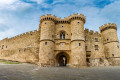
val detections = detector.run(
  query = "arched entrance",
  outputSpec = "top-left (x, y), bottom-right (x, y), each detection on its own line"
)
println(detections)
top-left (56, 52), bottom-right (69, 67)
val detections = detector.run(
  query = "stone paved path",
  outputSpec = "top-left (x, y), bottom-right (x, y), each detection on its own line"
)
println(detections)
top-left (0, 63), bottom-right (120, 80)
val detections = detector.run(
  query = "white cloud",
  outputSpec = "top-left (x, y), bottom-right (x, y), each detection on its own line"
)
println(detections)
top-left (0, 0), bottom-right (31, 10)
top-left (30, 0), bottom-right (44, 4)
top-left (0, 0), bottom-right (18, 4)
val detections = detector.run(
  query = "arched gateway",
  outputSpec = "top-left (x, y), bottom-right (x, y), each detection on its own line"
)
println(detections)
top-left (56, 52), bottom-right (70, 67)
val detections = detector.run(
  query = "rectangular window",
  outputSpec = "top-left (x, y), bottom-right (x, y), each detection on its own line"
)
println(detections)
top-left (95, 38), bottom-right (98, 42)
top-left (95, 45), bottom-right (98, 50)
top-left (45, 42), bottom-right (47, 45)
top-left (79, 43), bottom-right (81, 46)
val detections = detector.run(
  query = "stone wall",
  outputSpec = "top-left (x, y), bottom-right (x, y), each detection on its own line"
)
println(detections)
top-left (84, 28), bottom-right (109, 66)
top-left (0, 30), bottom-right (40, 64)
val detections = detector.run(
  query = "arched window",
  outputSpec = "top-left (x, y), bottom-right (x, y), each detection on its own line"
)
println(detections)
top-left (60, 32), bottom-right (65, 39)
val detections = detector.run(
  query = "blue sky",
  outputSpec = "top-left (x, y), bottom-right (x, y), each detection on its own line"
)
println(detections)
top-left (0, 0), bottom-right (120, 41)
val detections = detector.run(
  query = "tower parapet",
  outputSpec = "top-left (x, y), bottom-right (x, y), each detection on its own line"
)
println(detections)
top-left (40, 13), bottom-right (86, 24)
top-left (40, 14), bottom-right (57, 23)
top-left (68, 13), bottom-right (86, 23)
top-left (99, 23), bottom-right (117, 33)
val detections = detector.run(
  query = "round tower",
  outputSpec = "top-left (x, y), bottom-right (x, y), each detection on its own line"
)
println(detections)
top-left (69, 13), bottom-right (86, 68)
top-left (100, 23), bottom-right (120, 65)
top-left (39, 14), bottom-right (56, 67)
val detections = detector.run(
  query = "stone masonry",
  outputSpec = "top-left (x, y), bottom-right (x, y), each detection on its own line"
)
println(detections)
top-left (0, 13), bottom-right (120, 68)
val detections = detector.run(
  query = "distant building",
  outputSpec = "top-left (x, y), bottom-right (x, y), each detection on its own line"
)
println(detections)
top-left (0, 13), bottom-right (120, 68)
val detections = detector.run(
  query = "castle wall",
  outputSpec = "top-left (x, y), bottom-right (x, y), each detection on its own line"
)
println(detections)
top-left (85, 29), bottom-right (109, 66)
top-left (0, 30), bottom-right (40, 63)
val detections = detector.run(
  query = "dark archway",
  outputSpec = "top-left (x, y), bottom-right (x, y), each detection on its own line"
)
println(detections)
top-left (56, 52), bottom-right (69, 67)
top-left (58, 55), bottom-right (67, 66)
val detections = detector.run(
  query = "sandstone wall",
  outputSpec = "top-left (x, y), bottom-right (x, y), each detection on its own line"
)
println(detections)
top-left (84, 29), bottom-right (109, 66)
top-left (0, 30), bottom-right (40, 64)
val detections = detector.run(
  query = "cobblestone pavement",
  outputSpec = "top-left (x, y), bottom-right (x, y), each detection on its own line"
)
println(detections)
top-left (0, 64), bottom-right (120, 80)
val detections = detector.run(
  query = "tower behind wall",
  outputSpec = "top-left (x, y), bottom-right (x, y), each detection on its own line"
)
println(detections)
top-left (39, 14), bottom-right (56, 67)
top-left (100, 23), bottom-right (120, 65)
top-left (70, 14), bottom-right (86, 68)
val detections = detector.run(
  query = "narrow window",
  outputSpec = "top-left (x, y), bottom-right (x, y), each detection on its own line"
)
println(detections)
top-left (63, 34), bottom-right (65, 39)
top-left (45, 22), bottom-right (46, 24)
top-left (19, 50), bottom-right (20, 52)
top-left (95, 45), bottom-right (98, 50)
top-left (95, 38), bottom-right (98, 42)
top-left (60, 32), bottom-right (65, 39)
top-left (86, 58), bottom-right (90, 63)
top-left (79, 43), bottom-right (81, 46)
top-left (85, 36), bottom-right (86, 41)
top-left (60, 34), bottom-right (62, 39)
top-left (45, 42), bottom-right (47, 45)
top-left (6, 46), bottom-right (7, 48)
top-left (71, 33), bottom-right (72, 35)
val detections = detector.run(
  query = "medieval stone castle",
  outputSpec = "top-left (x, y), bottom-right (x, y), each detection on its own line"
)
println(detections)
top-left (0, 13), bottom-right (120, 68)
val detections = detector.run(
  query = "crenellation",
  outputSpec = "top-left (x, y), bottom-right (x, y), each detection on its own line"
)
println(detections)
top-left (84, 28), bottom-right (89, 34)
top-left (94, 31), bottom-right (99, 36)
top-left (89, 30), bottom-right (94, 35)
top-left (100, 23), bottom-right (117, 32)
top-left (40, 13), bottom-right (86, 24)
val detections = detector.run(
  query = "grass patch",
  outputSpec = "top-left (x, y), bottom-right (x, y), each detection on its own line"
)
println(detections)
top-left (0, 60), bottom-right (21, 64)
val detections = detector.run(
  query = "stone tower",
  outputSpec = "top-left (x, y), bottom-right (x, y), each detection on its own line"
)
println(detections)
top-left (70, 14), bottom-right (87, 67)
top-left (100, 23), bottom-right (120, 65)
top-left (39, 14), bottom-right (56, 67)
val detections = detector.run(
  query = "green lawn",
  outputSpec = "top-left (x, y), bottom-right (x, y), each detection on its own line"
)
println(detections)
top-left (0, 60), bottom-right (21, 64)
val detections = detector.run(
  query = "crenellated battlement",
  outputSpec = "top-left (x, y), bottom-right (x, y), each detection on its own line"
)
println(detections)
top-left (7, 30), bottom-right (39, 41)
top-left (84, 28), bottom-right (89, 34)
top-left (40, 14), bottom-right (57, 23)
top-left (84, 28), bottom-right (101, 36)
top-left (40, 13), bottom-right (86, 24)
top-left (68, 13), bottom-right (86, 23)
top-left (99, 23), bottom-right (117, 33)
